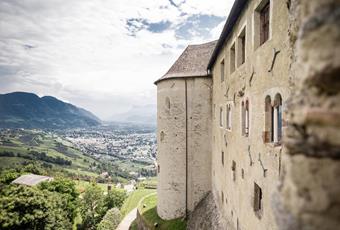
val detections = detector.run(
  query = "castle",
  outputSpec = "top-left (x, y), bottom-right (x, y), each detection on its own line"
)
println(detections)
top-left (155, 0), bottom-right (340, 230)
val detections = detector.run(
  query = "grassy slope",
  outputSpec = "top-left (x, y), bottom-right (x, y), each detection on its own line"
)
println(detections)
top-left (120, 188), bottom-right (156, 217)
top-left (0, 130), bottom-right (99, 177)
top-left (138, 194), bottom-right (186, 230)
top-left (75, 180), bottom-right (109, 193)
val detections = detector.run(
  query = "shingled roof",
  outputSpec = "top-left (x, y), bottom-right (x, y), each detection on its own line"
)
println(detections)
top-left (12, 174), bottom-right (53, 186)
top-left (155, 40), bottom-right (217, 84)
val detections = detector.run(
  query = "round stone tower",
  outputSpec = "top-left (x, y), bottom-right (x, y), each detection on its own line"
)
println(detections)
top-left (154, 41), bottom-right (216, 220)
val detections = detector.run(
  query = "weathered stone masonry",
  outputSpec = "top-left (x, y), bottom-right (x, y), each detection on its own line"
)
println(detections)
top-left (155, 41), bottom-right (216, 220)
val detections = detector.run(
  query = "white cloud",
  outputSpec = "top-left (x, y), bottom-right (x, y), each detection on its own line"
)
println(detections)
top-left (0, 0), bottom-right (233, 120)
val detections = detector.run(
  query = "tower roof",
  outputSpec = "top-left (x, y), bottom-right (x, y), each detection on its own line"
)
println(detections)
top-left (155, 40), bottom-right (217, 84)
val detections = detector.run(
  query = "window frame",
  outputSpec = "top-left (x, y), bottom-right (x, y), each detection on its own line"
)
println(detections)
top-left (254, 0), bottom-right (271, 49)
top-left (260, 1), bottom-right (270, 45)
top-left (237, 27), bottom-right (246, 66)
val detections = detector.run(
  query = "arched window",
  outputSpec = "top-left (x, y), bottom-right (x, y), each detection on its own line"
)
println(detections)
top-left (273, 94), bottom-right (282, 143)
top-left (264, 96), bottom-right (273, 143)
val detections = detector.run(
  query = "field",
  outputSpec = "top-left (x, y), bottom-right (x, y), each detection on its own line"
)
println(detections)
top-left (75, 180), bottom-right (110, 193)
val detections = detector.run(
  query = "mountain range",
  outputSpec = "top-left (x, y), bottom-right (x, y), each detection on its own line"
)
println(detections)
top-left (108, 104), bottom-right (156, 125)
top-left (0, 92), bottom-right (101, 129)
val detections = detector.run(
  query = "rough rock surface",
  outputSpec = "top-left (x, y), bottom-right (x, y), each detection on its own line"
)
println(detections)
top-left (187, 192), bottom-right (229, 230)
top-left (273, 0), bottom-right (340, 230)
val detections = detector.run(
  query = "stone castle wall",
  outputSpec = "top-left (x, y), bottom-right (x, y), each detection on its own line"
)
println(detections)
top-left (210, 0), bottom-right (290, 229)
top-left (155, 0), bottom-right (340, 229)
top-left (156, 77), bottom-right (212, 220)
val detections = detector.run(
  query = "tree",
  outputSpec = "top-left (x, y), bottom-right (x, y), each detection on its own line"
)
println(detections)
top-left (96, 208), bottom-right (121, 230)
top-left (0, 169), bottom-right (20, 185)
top-left (21, 162), bottom-right (47, 175)
top-left (79, 183), bottom-right (106, 230)
top-left (39, 178), bottom-right (79, 221)
top-left (104, 188), bottom-right (127, 210)
top-left (0, 185), bottom-right (72, 230)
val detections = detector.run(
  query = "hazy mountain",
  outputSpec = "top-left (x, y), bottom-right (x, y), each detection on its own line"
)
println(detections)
top-left (108, 104), bottom-right (156, 125)
top-left (0, 92), bottom-right (101, 129)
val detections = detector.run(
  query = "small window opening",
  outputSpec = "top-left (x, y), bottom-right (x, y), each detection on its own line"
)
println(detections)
top-left (226, 104), bottom-right (232, 130)
top-left (232, 161), bottom-right (236, 181)
top-left (157, 165), bottom-right (160, 173)
top-left (222, 151), bottom-right (224, 166)
top-left (241, 101), bottom-right (245, 135)
top-left (220, 107), bottom-right (224, 127)
top-left (230, 43), bottom-right (236, 73)
top-left (245, 100), bottom-right (249, 136)
top-left (165, 97), bottom-right (171, 110)
top-left (260, 1), bottom-right (270, 45)
top-left (221, 59), bottom-right (225, 82)
top-left (238, 28), bottom-right (246, 66)
top-left (241, 100), bottom-right (250, 136)
top-left (241, 169), bottom-right (244, 179)
top-left (160, 131), bottom-right (165, 142)
top-left (264, 96), bottom-right (273, 143)
top-left (254, 183), bottom-right (263, 218)
top-left (222, 191), bottom-right (224, 204)
top-left (273, 94), bottom-right (283, 144)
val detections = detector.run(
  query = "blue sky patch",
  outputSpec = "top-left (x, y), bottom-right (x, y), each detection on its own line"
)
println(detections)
top-left (126, 18), bottom-right (172, 36)
top-left (175, 14), bottom-right (224, 39)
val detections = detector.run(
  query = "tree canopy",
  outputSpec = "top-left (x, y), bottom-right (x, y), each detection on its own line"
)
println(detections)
top-left (0, 185), bottom-right (72, 230)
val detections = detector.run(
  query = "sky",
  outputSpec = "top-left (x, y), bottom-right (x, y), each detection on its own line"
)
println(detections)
top-left (0, 0), bottom-right (233, 120)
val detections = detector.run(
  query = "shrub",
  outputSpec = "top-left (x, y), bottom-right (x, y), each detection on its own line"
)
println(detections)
top-left (104, 189), bottom-right (127, 210)
top-left (96, 208), bottom-right (121, 230)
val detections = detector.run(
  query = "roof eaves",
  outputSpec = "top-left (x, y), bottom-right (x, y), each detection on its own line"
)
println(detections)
top-left (154, 72), bottom-right (211, 85)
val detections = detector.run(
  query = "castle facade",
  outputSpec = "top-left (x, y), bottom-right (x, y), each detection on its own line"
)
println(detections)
top-left (155, 0), bottom-right (339, 229)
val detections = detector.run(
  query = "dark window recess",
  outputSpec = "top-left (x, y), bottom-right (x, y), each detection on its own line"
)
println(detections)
top-left (245, 100), bottom-right (249, 136)
top-left (232, 161), bottom-right (236, 181)
top-left (239, 31), bottom-right (246, 64)
top-left (230, 43), bottom-right (236, 73)
top-left (260, 2), bottom-right (270, 45)
top-left (254, 183), bottom-right (263, 218)
top-left (222, 191), bottom-right (224, 203)
top-left (157, 165), bottom-right (160, 173)
top-left (221, 59), bottom-right (225, 82)
top-left (241, 35), bottom-right (245, 64)
top-left (222, 151), bottom-right (224, 166)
